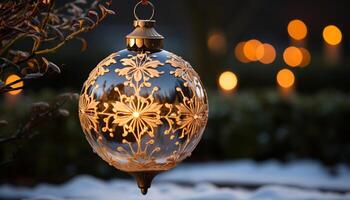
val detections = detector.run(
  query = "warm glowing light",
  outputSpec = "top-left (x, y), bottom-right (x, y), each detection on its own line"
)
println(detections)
top-left (219, 71), bottom-right (238, 91)
top-left (299, 48), bottom-right (311, 67)
top-left (207, 31), bottom-right (227, 54)
top-left (323, 25), bottom-right (342, 45)
top-left (5, 74), bottom-right (23, 95)
top-left (256, 43), bottom-right (276, 64)
top-left (283, 46), bottom-right (303, 67)
top-left (132, 112), bottom-right (140, 118)
top-left (288, 19), bottom-right (307, 40)
top-left (243, 39), bottom-right (262, 61)
top-left (277, 69), bottom-right (295, 88)
top-left (234, 42), bottom-right (250, 63)
top-left (42, 0), bottom-right (51, 4)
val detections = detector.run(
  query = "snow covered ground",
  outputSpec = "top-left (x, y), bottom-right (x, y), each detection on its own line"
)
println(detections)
top-left (158, 160), bottom-right (350, 191)
top-left (1, 160), bottom-right (350, 200)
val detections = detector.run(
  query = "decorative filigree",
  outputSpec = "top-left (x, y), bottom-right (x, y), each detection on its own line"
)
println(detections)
top-left (79, 51), bottom-right (208, 173)
top-left (112, 87), bottom-right (162, 141)
top-left (175, 87), bottom-right (208, 140)
top-left (84, 53), bottom-right (118, 87)
top-left (79, 90), bottom-right (99, 134)
top-left (98, 52), bottom-right (119, 67)
top-left (116, 53), bottom-right (164, 88)
top-left (166, 54), bottom-right (199, 87)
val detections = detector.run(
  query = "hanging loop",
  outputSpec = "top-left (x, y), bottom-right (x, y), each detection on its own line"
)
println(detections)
top-left (134, 0), bottom-right (155, 21)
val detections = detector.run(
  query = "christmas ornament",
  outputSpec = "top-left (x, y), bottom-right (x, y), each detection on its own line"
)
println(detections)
top-left (79, 1), bottom-right (208, 195)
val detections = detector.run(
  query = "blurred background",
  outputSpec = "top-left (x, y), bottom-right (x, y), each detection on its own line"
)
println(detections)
top-left (1, 0), bottom-right (350, 188)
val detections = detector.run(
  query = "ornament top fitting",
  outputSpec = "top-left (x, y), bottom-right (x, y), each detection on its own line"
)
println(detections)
top-left (126, 1), bottom-right (164, 52)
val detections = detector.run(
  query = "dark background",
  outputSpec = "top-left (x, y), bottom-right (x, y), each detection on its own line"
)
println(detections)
top-left (1, 0), bottom-right (350, 185)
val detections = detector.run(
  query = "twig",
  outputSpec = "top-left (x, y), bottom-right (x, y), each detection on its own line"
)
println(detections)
top-left (0, 93), bottom-right (78, 145)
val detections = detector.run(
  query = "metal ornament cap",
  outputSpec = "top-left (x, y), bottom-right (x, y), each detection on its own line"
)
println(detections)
top-left (126, 20), bottom-right (164, 51)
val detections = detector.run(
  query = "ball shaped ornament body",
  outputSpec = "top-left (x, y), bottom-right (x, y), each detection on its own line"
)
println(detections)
top-left (79, 49), bottom-right (208, 173)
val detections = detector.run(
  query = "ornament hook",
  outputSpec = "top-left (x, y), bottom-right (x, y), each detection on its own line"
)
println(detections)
top-left (134, 0), bottom-right (155, 21)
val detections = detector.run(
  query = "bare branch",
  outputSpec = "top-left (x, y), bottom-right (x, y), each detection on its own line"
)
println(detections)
top-left (0, 93), bottom-right (79, 145)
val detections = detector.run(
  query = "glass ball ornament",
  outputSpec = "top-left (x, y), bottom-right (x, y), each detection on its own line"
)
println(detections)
top-left (78, 1), bottom-right (208, 195)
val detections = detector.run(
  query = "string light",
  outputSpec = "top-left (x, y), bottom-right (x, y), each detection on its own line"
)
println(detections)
top-left (256, 43), bottom-right (276, 64)
top-left (299, 48), bottom-right (311, 67)
top-left (219, 71), bottom-right (238, 91)
top-left (287, 19), bottom-right (307, 40)
top-left (283, 46), bottom-right (303, 67)
top-left (243, 39), bottom-right (262, 61)
top-left (235, 42), bottom-right (250, 63)
top-left (207, 31), bottom-right (227, 54)
top-left (277, 69), bottom-right (295, 88)
top-left (323, 25), bottom-right (342, 45)
top-left (5, 74), bottom-right (23, 95)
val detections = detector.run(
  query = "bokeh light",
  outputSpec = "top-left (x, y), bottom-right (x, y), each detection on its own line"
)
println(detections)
top-left (323, 25), bottom-right (342, 45)
top-left (243, 39), bottom-right (262, 61)
top-left (277, 69), bottom-right (295, 88)
top-left (219, 71), bottom-right (238, 91)
top-left (287, 19), bottom-right (308, 40)
top-left (256, 43), bottom-right (276, 64)
top-left (5, 74), bottom-right (24, 96)
top-left (207, 31), bottom-right (227, 54)
top-left (299, 48), bottom-right (311, 67)
top-left (235, 42), bottom-right (250, 63)
top-left (283, 46), bottom-right (303, 67)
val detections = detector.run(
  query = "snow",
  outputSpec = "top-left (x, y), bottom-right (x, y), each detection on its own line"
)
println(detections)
top-left (1, 160), bottom-right (350, 200)
top-left (158, 160), bottom-right (350, 191)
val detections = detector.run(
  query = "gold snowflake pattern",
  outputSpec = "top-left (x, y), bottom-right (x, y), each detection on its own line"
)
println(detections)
top-left (175, 87), bottom-right (208, 140)
top-left (166, 54), bottom-right (198, 87)
top-left (84, 52), bottom-right (118, 87)
top-left (116, 53), bottom-right (164, 88)
top-left (79, 92), bottom-right (99, 134)
top-left (112, 87), bottom-right (163, 139)
top-left (98, 52), bottom-right (119, 68)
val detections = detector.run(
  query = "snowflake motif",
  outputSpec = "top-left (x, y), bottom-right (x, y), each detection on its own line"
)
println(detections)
top-left (166, 54), bottom-right (198, 86)
top-left (112, 88), bottom-right (163, 139)
top-left (84, 52), bottom-right (118, 87)
top-left (175, 87), bottom-right (208, 140)
top-left (79, 93), bottom-right (99, 134)
top-left (97, 52), bottom-right (118, 68)
top-left (116, 53), bottom-right (164, 88)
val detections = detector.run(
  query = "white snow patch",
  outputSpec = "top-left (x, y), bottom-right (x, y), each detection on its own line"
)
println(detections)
top-left (1, 160), bottom-right (350, 200)
top-left (158, 160), bottom-right (350, 191)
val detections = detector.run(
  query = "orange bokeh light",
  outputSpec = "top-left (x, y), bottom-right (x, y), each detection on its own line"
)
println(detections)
top-left (219, 71), bottom-right (238, 91)
top-left (256, 43), bottom-right (276, 64)
top-left (243, 39), bottom-right (262, 61)
top-left (288, 19), bottom-right (308, 40)
top-left (235, 42), bottom-right (250, 63)
top-left (207, 31), bottom-right (227, 54)
top-left (323, 25), bottom-right (342, 45)
top-left (283, 46), bottom-right (303, 67)
top-left (277, 69), bottom-right (295, 89)
top-left (299, 48), bottom-right (311, 67)
top-left (5, 74), bottom-right (23, 95)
